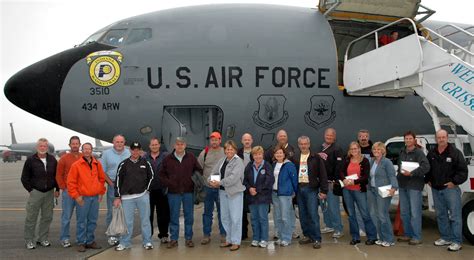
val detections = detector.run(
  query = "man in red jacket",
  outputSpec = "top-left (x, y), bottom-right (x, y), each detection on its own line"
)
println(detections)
top-left (67, 143), bottom-right (106, 252)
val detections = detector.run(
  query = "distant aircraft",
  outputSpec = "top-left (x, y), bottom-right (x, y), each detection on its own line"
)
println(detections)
top-left (0, 123), bottom-right (55, 159)
top-left (93, 138), bottom-right (113, 158)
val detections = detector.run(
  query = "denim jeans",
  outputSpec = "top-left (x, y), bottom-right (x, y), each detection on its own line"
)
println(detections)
top-left (168, 192), bottom-right (194, 241)
top-left (399, 188), bottom-right (423, 241)
top-left (272, 192), bottom-right (295, 242)
top-left (432, 186), bottom-right (463, 244)
top-left (106, 183), bottom-right (115, 228)
top-left (219, 190), bottom-right (243, 245)
top-left (249, 203), bottom-right (270, 242)
top-left (342, 189), bottom-right (377, 241)
top-left (203, 187), bottom-right (226, 236)
top-left (76, 195), bottom-right (99, 245)
top-left (367, 187), bottom-right (394, 243)
top-left (297, 186), bottom-right (321, 242)
top-left (120, 193), bottom-right (153, 247)
top-left (322, 184), bottom-right (343, 232)
top-left (60, 189), bottom-right (77, 242)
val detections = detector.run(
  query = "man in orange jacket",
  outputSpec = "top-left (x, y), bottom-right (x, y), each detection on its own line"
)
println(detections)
top-left (67, 143), bottom-right (106, 252)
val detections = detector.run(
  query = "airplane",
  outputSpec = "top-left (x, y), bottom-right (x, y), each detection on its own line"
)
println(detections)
top-left (0, 123), bottom-right (55, 159)
top-left (93, 138), bottom-right (113, 158)
top-left (2, 0), bottom-right (473, 241)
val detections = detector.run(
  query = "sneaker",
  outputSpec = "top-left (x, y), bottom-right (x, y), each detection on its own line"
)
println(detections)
top-left (37, 240), bottom-right (51, 247)
top-left (167, 240), bottom-right (178, 249)
top-left (312, 240), bottom-right (321, 249)
top-left (375, 240), bottom-right (383, 246)
top-left (447, 243), bottom-right (462, 251)
top-left (251, 240), bottom-right (259, 247)
top-left (86, 242), bottom-right (102, 249)
top-left (160, 237), bottom-right (169, 244)
top-left (61, 240), bottom-right (71, 248)
top-left (332, 231), bottom-right (344, 238)
top-left (275, 239), bottom-right (281, 245)
top-left (299, 237), bottom-right (313, 245)
top-left (201, 236), bottom-right (211, 245)
top-left (77, 244), bottom-right (86, 252)
top-left (397, 236), bottom-right (411, 242)
top-left (185, 240), bottom-right (194, 248)
top-left (350, 239), bottom-right (361, 245)
top-left (143, 243), bottom-right (154, 250)
top-left (115, 244), bottom-right (129, 251)
top-left (321, 227), bottom-right (334, 234)
top-left (381, 241), bottom-right (395, 247)
top-left (359, 229), bottom-right (366, 237)
top-left (259, 241), bottom-right (268, 248)
top-left (292, 232), bottom-right (300, 239)
top-left (280, 241), bottom-right (290, 247)
top-left (408, 239), bottom-right (422, 245)
top-left (365, 239), bottom-right (377, 245)
top-left (434, 238), bottom-right (452, 246)
top-left (108, 236), bottom-right (119, 246)
top-left (26, 241), bottom-right (36, 250)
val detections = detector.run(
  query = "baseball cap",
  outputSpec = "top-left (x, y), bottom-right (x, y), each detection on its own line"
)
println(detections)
top-left (209, 131), bottom-right (221, 139)
top-left (130, 142), bottom-right (142, 150)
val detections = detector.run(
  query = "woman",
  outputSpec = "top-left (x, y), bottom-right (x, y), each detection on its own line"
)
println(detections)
top-left (367, 142), bottom-right (398, 247)
top-left (340, 142), bottom-right (378, 245)
top-left (243, 146), bottom-right (274, 248)
top-left (209, 140), bottom-right (245, 251)
top-left (272, 145), bottom-right (298, 246)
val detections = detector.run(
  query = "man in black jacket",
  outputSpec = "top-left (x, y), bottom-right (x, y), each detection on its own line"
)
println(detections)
top-left (21, 138), bottom-right (59, 250)
top-left (264, 129), bottom-right (296, 162)
top-left (426, 129), bottom-right (468, 252)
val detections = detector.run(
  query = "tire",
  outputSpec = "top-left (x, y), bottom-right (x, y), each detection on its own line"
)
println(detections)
top-left (462, 200), bottom-right (474, 244)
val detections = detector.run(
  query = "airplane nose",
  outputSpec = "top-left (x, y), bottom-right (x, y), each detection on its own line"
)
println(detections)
top-left (4, 42), bottom-right (115, 125)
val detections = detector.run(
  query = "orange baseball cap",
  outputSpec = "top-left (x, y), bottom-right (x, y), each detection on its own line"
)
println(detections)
top-left (209, 132), bottom-right (221, 139)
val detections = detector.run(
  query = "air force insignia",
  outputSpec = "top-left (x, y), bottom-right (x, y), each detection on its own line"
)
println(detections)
top-left (253, 95), bottom-right (289, 130)
top-left (304, 95), bottom-right (336, 130)
top-left (86, 51), bottom-right (123, 87)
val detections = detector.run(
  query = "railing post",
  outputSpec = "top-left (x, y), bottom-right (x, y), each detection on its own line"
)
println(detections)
top-left (375, 31), bottom-right (379, 49)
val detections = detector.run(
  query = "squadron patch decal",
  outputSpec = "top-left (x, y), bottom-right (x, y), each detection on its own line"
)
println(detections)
top-left (253, 94), bottom-right (289, 130)
top-left (86, 51), bottom-right (123, 87)
top-left (304, 95), bottom-right (336, 130)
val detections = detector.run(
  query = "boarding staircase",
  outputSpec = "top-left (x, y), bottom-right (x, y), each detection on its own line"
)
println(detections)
top-left (343, 18), bottom-right (474, 151)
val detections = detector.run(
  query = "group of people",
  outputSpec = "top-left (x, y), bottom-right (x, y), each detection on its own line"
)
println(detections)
top-left (20, 127), bottom-right (468, 253)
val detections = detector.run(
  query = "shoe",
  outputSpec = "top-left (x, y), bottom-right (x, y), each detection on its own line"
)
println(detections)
top-left (86, 242), bottom-right (102, 249)
top-left (292, 232), bottom-right (300, 239)
top-left (220, 242), bottom-right (232, 247)
top-left (201, 236), bottom-right (211, 245)
top-left (350, 239), bottom-right (361, 245)
top-left (299, 237), bottom-right (313, 245)
top-left (160, 237), bottom-right (169, 244)
top-left (434, 238), bottom-right (452, 246)
top-left (447, 243), bottom-right (462, 251)
top-left (115, 244), bottom-right (129, 251)
top-left (167, 240), bottom-right (178, 249)
top-left (108, 236), bottom-right (119, 246)
top-left (26, 241), bottom-right (36, 250)
top-left (365, 239), bottom-right (377, 245)
top-left (77, 244), bottom-right (86, 252)
top-left (259, 241), bottom-right (268, 248)
top-left (280, 241), bottom-right (290, 247)
top-left (230, 244), bottom-right (240, 251)
top-left (332, 231), bottom-right (344, 238)
top-left (321, 227), bottom-right (334, 234)
top-left (408, 239), bottom-right (422, 245)
top-left (185, 240), bottom-right (194, 248)
top-left (251, 240), bottom-right (259, 247)
top-left (61, 240), bottom-right (71, 248)
top-left (359, 229), bottom-right (366, 237)
top-left (375, 240), bottom-right (383, 245)
top-left (143, 243), bottom-right (153, 250)
top-left (275, 239), bottom-right (281, 245)
top-left (37, 240), bottom-right (51, 247)
top-left (381, 241), bottom-right (395, 247)
top-left (397, 236), bottom-right (410, 242)
top-left (312, 240), bottom-right (321, 249)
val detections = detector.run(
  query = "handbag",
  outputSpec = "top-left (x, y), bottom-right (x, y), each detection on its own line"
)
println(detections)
top-left (105, 205), bottom-right (128, 236)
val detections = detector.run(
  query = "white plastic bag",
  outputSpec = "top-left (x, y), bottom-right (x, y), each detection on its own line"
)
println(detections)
top-left (106, 205), bottom-right (128, 236)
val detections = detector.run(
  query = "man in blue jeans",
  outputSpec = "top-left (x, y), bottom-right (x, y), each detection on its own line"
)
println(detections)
top-left (291, 136), bottom-right (328, 249)
top-left (159, 137), bottom-right (202, 248)
top-left (198, 132), bottom-right (226, 245)
top-left (100, 134), bottom-right (130, 246)
top-left (426, 129), bottom-right (468, 252)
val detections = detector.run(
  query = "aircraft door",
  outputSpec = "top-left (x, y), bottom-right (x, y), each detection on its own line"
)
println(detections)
top-left (162, 110), bottom-right (187, 152)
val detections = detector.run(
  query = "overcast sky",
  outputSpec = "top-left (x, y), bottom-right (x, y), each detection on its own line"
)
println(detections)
top-left (1, 0), bottom-right (472, 150)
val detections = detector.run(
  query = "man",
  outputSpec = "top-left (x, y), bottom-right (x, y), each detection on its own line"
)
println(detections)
top-left (426, 129), bottom-right (468, 251)
top-left (21, 138), bottom-right (59, 249)
top-left (67, 143), bottom-right (106, 252)
top-left (237, 133), bottom-right (254, 240)
top-left (358, 129), bottom-right (373, 159)
top-left (292, 136), bottom-right (328, 249)
top-left (198, 132), bottom-right (226, 245)
top-left (397, 131), bottom-right (430, 245)
top-left (379, 31), bottom-right (399, 46)
top-left (144, 137), bottom-right (170, 243)
top-left (56, 136), bottom-right (82, 248)
top-left (114, 142), bottom-right (154, 251)
top-left (318, 128), bottom-right (344, 238)
top-left (264, 129), bottom-right (296, 162)
top-left (159, 137), bottom-right (202, 248)
top-left (100, 134), bottom-right (131, 245)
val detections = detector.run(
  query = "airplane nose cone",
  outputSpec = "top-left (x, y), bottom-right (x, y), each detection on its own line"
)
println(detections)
top-left (4, 42), bottom-right (115, 125)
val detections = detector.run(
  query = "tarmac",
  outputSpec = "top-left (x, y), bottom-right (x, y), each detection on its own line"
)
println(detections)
top-left (1, 160), bottom-right (473, 260)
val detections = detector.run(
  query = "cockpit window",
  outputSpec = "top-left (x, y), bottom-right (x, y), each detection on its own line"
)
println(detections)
top-left (126, 28), bottom-right (152, 45)
top-left (99, 29), bottom-right (128, 46)
top-left (80, 31), bottom-right (105, 46)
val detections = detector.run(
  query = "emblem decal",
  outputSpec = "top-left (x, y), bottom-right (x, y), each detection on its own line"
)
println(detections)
top-left (304, 95), bottom-right (336, 130)
top-left (253, 95), bottom-right (289, 130)
top-left (86, 51), bottom-right (123, 87)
